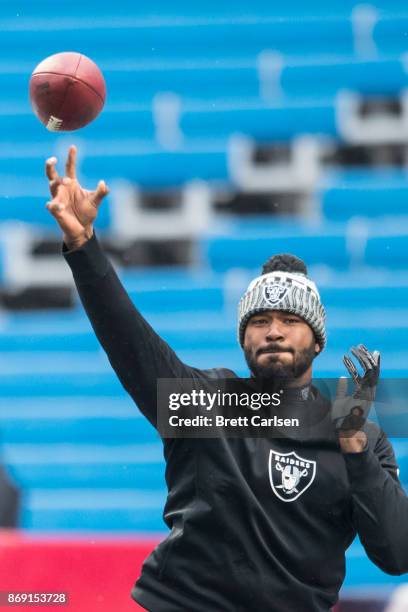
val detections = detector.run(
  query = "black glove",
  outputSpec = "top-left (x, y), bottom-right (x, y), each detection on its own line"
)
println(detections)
top-left (332, 344), bottom-right (380, 434)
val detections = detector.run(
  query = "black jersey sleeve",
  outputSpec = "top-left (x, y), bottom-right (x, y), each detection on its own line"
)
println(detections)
top-left (63, 233), bottom-right (196, 427)
top-left (343, 428), bottom-right (408, 575)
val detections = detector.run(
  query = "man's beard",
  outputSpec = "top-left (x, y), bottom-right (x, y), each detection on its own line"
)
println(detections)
top-left (244, 340), bottom-right (317, 382)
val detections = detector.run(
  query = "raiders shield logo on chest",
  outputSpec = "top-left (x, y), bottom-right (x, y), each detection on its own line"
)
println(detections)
top-left (269, 449), bottom-right (316, 502)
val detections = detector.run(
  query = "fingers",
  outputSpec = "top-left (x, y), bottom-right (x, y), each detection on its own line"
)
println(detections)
top-left (65, 145), bottom-right (77, 179)
top-left (46, 200), bottom-right (66, 220)
top-left (48, 176), bottom-right (63, 198)
top-left (357, 345), bottom-right (376, 367)
top-left (45, 156), bottom-right (59, 181)
top-left (351, 345), bottom-right (372, 372)
top-left (352, 345), bottom-right (381, 378)
top-left (347, 344), bottom-right (378, 375)
top-left (91, 180), bottom-right (109, 208)
top-left (46, 146), bottom-right (77, 181)
top-left (344, 345), bottom-right (380, 401)
top-left (362, 346), bottom-right (380, 369)
top-left (343, 355), bottom-right (360, 385)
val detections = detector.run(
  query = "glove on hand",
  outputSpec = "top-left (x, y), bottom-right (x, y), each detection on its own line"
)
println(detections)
top-left (332, 344), bottom-right (380, 436)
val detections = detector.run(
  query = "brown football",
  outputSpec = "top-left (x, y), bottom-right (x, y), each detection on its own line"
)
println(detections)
top-left (29, 52), bottom-right (106, 132)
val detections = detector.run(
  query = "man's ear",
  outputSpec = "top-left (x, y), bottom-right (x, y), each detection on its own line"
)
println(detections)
top-left (315, 342), bottom-right (321, 355)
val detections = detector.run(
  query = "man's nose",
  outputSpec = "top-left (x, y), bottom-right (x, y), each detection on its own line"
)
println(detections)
top-left (265, 321), bottom-right (284, 340)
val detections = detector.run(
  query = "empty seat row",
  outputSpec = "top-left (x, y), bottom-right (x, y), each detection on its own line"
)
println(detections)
top-left (3, 12), bottom-right (408, 64)
top-left (1, 100), bottom-right (337, 145)
top-left (5, 57), bottom-right (408, 107)
top-left (0, 141), bottom-right (231, 187)
top-left (0, 413), bottom-right (156, 443)
top-left (6, 452), bottom-right (165, 489)
top-left (322, 183), bottom-right (408, 221)
top-left (0, 344), bottom-right (405, 389)
top-left (203, 231), bottom-right (408, 271)
top-left (4, 0), bottom-right (401, 20)
top-left (0, 325), bottom-right (407, 352)
top-left (21, 490), bottom-right (166, 532)
top-left (1, 175), bottom-right (408, 232)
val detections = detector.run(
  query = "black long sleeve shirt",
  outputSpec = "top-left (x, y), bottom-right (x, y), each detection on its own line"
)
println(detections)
top-left (63, 234), bottom-right (408, 612)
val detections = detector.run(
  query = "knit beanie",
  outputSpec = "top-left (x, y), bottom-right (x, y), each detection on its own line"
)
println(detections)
top-left (238, 254), bottom-right (326, 350)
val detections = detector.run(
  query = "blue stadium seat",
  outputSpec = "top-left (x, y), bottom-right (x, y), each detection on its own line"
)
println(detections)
top-left (9, 59), bottom-right (406, 109)
top-left (0, 371), bottom-right (126, 398)
top-left (21, 495), bottom-right (166, 532)
top-left (82, 146), bottom-right (230, 186)
top-left (322, 185), bottom-right (408, 221)
top-left (3, 66), bottom-right (261, 106)
top-left (0, 20), bottom-right (353, 64)
top-left (6, 455), bottom-right (165, 489)
top-left (282, 58), bottom-right (408, 98)
top-left (3, 11), bottom-right (407, 66)
top-left (365, 235), bottom-right (408, 268)
top-left (321, 286), bottom-right (408, 308)
top-left (1, 321), bottom-right (407, 353)
top-left (4, 0), bottom-right (404, 20)
top-left (2, 102), bottom-right (338, 146)
top-left (43, 61), bottom-right (376, 115)
top-left (0, 414), bottom-right (158, 444)
top-left (0, 140), bottom-right (229, 188)
top-left (127, 286), bottom-right (224, 313)
top-left (0, 110), bottom-right (156, 142)
top-left (181, 101), bottom-right (337, 141)
top-left (204, 233), bottom-right (350, 272)
top-left (375, 15), bottom-right (408, 55)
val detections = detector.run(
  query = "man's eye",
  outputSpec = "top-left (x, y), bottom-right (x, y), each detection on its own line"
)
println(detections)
top-left (253, 318), bottom-right (267, 325)
top-left (285, 318), bottom-right (298, 324)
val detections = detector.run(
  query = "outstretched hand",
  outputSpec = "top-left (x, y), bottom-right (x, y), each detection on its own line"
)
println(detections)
top-left (332, 344), bottom-right (380, 453)
top-left (45, 145), bottom-right (109, 250)
top-left (343, 344), bottom-right (380, 400)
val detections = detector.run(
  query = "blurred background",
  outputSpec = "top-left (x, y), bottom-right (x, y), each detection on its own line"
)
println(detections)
top-left (0, 0), bottom-right (408, 610)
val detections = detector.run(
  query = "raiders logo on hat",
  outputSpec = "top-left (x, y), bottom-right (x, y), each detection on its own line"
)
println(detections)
top-left (263, 282), bottom-right (288, 306)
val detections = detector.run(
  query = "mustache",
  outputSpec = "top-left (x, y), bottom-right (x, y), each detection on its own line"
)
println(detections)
top-left (257, 345), bottom-right (293, 357)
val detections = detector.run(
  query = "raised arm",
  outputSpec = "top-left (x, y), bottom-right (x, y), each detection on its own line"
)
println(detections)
top-left (46, 146), bottom-right (195, 426)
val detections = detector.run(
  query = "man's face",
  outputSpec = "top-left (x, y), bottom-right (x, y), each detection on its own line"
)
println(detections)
top-left (243, 310), bottom-right (320, 381)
